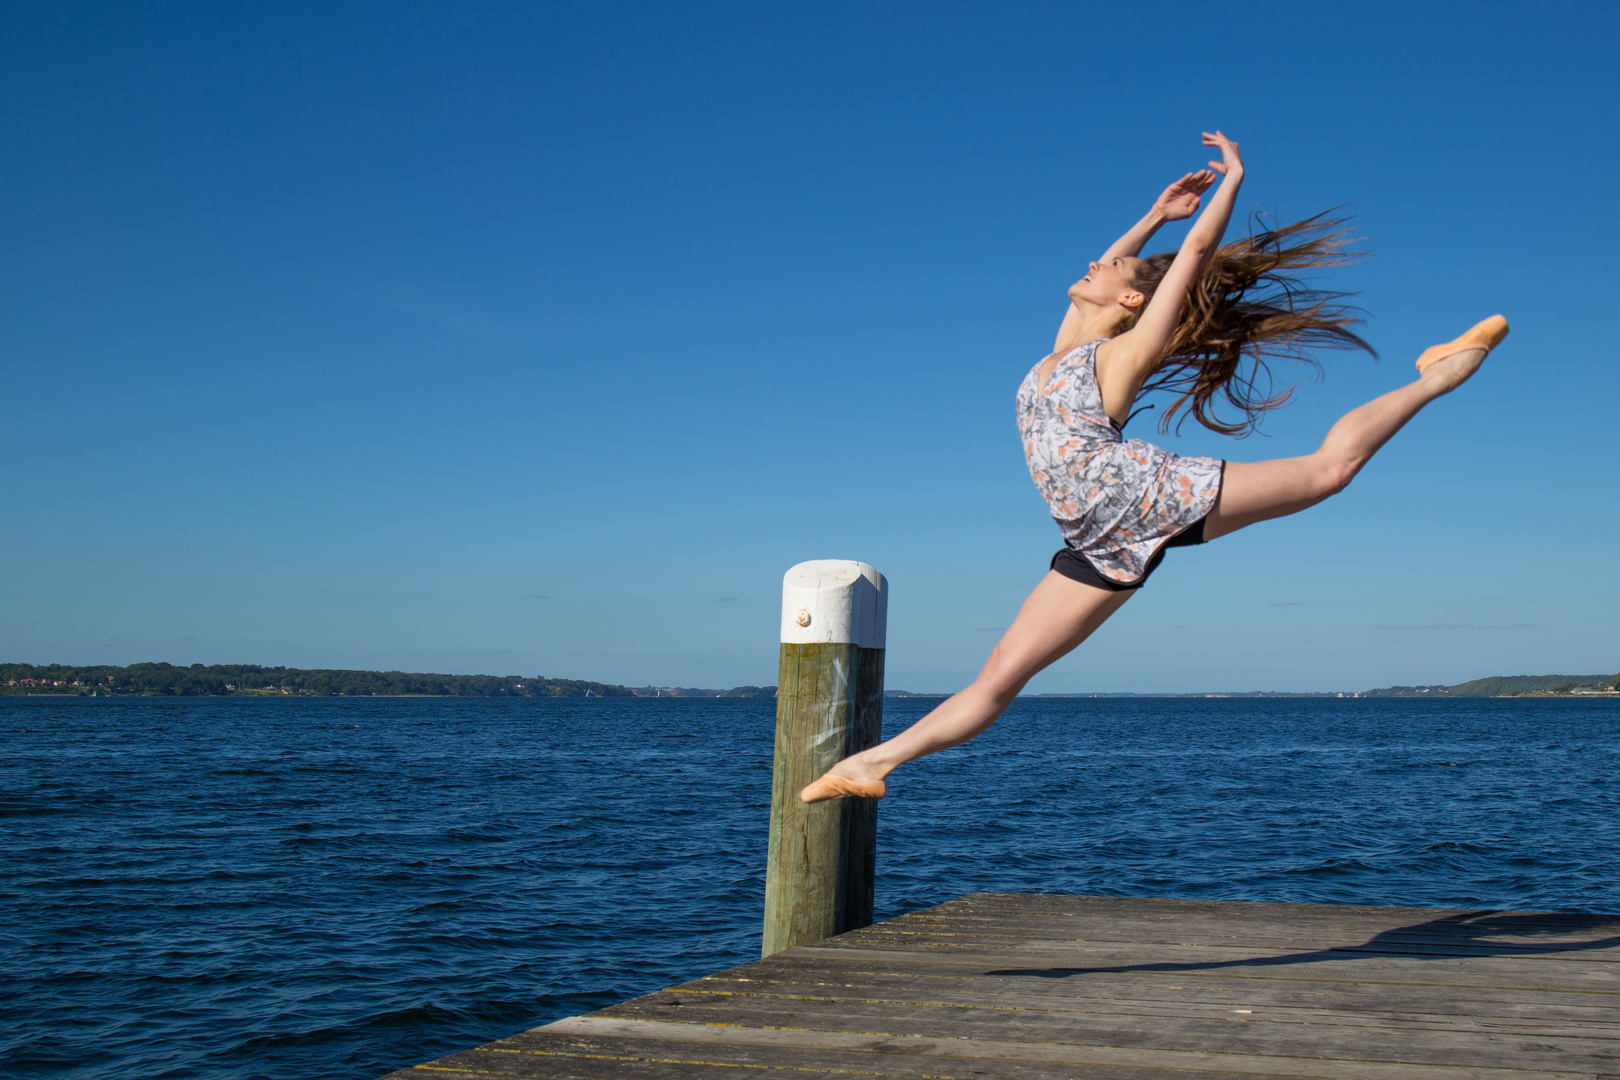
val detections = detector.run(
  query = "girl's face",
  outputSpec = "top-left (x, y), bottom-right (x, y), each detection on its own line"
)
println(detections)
top-left (1069, 256), bottom-right (1145, 308)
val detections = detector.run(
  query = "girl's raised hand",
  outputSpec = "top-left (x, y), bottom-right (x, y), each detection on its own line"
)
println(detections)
top-left (1154, 170), bottom-right (1216, 221)
top-left (1202, 130), bottom-right (1243, 177)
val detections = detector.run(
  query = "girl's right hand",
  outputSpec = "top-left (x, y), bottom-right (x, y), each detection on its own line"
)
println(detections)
top-left (1154, 170), bottom-right (1217, 221)
top-left (1202, 131), bottom-right (1243, 177)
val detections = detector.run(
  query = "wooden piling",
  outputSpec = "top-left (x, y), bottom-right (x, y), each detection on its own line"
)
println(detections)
top-left (760, 560), bottom-right (887, 958)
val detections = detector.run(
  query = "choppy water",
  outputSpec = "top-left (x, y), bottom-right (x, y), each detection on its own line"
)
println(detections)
top-left (4, 695), bottom-right (1618, 1079)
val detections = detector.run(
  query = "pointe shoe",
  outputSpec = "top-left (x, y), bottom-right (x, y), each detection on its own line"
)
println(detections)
top-left (1415, 314), bottom-right (1509, 387)
top-left (800, 774), bottom-right (887, 803)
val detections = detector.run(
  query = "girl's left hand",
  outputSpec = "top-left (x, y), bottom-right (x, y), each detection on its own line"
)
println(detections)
top-left (1202, 130), bottom-right (1243, 177)
top-left (1154, 170), bottom-right (1216, 221)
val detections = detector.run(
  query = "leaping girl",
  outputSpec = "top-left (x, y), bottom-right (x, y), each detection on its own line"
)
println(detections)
top-left (802, 131), bottom-right (1507, 803)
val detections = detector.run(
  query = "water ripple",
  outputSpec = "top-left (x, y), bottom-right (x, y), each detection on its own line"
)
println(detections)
top-left (3, 695), bottom-right (1618, 1079)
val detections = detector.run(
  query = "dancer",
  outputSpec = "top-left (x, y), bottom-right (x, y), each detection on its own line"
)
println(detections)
top-left (802, 131), bottom-right (1507, 803)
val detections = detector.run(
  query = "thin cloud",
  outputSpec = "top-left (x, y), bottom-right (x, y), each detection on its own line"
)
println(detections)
top-left (1376, 620), bottom-right (1539, 630)
top-left (1270, 601), bottom-right (1303, 607)
top-left (974, 626), bottom-right (1007, 633)
top-left (313, 270), bottom-right (519, 341)
top-left (525, 593), bottom-right (549, 600)
top-left (716, 596), bottom-right (739, 603)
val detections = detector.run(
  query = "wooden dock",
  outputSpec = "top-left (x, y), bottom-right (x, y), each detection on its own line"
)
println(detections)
top-left (385, 892), bottom-right (1620, 1079)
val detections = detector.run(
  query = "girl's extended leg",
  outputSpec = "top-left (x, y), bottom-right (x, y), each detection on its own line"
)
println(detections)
top-left (1205, 318), bottom-right (1502, 539)
top-left (806, 573), bottom-right (1133, 795)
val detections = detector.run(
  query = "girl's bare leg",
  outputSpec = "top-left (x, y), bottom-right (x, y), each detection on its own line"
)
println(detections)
top-left (818, 574), bottom-right (1133, 786)
top-left (1205, 339), bottom-right (1490, 539)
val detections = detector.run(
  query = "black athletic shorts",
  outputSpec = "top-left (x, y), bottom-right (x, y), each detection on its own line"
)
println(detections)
top-left (1049, 516), bottom-right (1209, 592)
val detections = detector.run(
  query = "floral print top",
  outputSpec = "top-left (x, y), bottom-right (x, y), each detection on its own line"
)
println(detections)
top-left (1016, 338), bottom-right (1224, 584)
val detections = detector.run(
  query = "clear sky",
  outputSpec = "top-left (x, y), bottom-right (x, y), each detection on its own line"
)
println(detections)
top-left (3, 1), bottom-right (1616, 693)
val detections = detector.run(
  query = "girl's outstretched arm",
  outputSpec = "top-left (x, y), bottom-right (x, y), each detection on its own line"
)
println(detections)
top-left (1054, 171), bottom-right (1215, 352)
top-left (1094, 133), bottom-right (1244, 414)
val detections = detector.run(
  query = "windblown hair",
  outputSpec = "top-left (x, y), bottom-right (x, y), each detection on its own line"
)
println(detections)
top-left (1123, 211), bottom-right (1374, 437)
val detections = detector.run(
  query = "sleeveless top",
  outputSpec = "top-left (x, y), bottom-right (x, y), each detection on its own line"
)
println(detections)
top-left (1015, 338), bottom-right (1224, 584)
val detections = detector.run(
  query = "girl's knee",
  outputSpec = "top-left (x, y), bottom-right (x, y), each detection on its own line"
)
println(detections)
top-left (972, 668), bottom-right (1027, 708)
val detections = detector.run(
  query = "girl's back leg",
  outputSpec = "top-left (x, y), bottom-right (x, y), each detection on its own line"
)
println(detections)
top-left (803, 573), bottom-right (1132, 798)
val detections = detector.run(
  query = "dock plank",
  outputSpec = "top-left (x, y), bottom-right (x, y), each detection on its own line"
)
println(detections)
top-left (382, 893), bottom-right (1620, 1079)
top-left (687, 966), bottom-right (1620, 1024)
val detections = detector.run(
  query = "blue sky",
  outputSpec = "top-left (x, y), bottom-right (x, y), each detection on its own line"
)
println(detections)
top-left (3, 1), bottom-right (1616, 692)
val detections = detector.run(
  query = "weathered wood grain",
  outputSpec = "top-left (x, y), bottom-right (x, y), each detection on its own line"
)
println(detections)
top-left (684, 964), bottom-right (1620, 1023)
top-left (760, 641), bottom-right (884, 956)
top-left (381, 892), bottom-right (1620, 1079)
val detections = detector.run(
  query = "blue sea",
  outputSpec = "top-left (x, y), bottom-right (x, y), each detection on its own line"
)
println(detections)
top-left (4, 695), bottom-right (1619, 1079)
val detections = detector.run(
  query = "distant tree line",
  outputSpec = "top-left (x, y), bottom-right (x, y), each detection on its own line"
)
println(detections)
top-left (0, 661), bottom-right (633, 697)
top-left (1360, 684), bottom-right (1454, 697)
top-left (1364, 673), bottom-right (1620, 697)
top-left (630, 685), bottom-right (777, 698)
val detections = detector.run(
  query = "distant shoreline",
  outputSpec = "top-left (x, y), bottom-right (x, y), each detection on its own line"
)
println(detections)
top-left (4, 661), bottom-right (1614, 700)
top-left (10, 689), bottom-right (1620, 702)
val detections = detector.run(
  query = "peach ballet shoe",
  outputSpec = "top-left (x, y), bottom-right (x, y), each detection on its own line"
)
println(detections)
top-left (1415, 314), bottom-right (1509, 377)
top-left (800, 774), bottom-right (887, 803)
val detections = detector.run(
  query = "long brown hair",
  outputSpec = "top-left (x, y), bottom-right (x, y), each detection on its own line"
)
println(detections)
top-left (1124, 211), bottom-right (1374, 436)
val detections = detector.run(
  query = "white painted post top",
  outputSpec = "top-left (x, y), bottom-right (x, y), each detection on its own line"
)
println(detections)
top-left (780, 560), bottom-right (888, 648)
